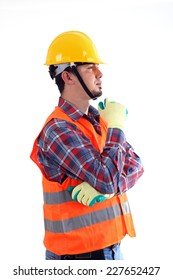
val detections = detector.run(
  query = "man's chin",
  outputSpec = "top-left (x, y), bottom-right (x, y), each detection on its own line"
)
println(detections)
top-left (93, 91), bottom-right (102, 98)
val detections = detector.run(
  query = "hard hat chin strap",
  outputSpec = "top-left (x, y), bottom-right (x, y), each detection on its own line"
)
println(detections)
top-left (71, 65), bottom-right (97, 100)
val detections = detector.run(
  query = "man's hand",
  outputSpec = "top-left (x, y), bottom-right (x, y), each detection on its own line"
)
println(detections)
top-left (98, 97), bottom-right (128, 130)
top-left (68, 182), bottom-right (114, 206)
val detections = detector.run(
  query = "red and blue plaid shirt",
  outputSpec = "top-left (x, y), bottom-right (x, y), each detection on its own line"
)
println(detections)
top-left (36, 97), bottom-right (144, 194)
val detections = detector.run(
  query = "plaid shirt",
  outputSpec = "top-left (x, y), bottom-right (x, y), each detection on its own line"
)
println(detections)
top-left (37, 97), bottom-right (144, 194)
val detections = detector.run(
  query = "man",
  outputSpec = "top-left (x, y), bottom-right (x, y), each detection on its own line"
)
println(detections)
top-left (30, 30), bottom-right (144, 260)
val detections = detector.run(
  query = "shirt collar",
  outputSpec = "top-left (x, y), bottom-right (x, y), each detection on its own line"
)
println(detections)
top-left (58, 97), bottom-right (99, 121)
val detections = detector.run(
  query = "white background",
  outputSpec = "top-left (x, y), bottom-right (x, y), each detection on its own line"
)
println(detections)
top-left (0, 0), bottom-right (173, 278)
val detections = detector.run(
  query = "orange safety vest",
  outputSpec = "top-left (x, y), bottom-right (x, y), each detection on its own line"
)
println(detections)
top-left (30, 106), bottom-right (136, 255)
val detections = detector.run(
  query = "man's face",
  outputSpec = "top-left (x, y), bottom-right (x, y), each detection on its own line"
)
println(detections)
top-left (77, 63), bottom-right (103, 98)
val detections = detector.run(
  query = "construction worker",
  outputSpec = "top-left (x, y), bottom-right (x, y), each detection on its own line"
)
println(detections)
top-left (30, 30), bottom-right (144, 260)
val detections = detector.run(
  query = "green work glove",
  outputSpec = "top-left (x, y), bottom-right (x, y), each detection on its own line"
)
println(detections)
top-left (98, 97), bottom-right (128, 130)
top-left (68, 182), bottom-right (114, 206)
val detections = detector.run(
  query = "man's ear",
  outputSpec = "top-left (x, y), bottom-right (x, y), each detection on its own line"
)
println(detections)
top-left (61, 71), bottom-right (74, 84)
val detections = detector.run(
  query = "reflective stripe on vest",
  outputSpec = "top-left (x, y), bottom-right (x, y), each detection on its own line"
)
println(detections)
top-left (43, 190), bottom-right (72, 204)
top-left (44, 201), bottom-right (130, 233)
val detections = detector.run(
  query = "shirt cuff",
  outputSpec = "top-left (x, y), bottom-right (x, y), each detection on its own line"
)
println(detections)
top-left (106, 128), bottom-right (126, 146)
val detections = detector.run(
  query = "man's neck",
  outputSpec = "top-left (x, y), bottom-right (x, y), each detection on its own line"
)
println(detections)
top-left (61, 93), bottom-right (90, 115)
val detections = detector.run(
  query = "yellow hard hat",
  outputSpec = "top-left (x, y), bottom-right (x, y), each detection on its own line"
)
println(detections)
top-left (45, 30), bottom-right (104, 65)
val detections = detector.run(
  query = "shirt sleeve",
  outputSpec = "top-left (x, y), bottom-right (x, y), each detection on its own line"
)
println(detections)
top-left (37, 119), bottom-right (144, 194)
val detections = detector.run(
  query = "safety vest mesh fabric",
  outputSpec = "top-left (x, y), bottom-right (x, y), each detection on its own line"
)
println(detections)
top-left (30, 106), bottom-right (136, 255)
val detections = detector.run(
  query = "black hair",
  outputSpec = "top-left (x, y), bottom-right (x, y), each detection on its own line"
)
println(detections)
top-left (48, 65), bottom-right (73, 93)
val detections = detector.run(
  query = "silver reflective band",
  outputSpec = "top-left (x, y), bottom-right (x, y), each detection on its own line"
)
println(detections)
top-left (122, 201), bottom-right (131, 214)
top-left (43, 190), bottom-right (72, 204)
top-left (44, 202), bottom-right (130, 233)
